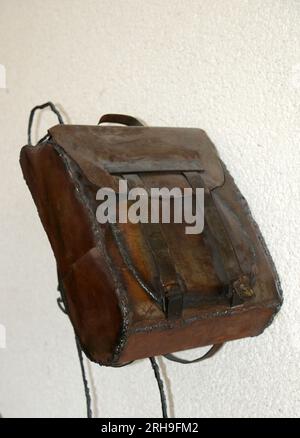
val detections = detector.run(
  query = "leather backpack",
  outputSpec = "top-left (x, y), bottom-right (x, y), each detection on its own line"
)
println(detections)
top-left (20, 103), bottom-right (282, 417)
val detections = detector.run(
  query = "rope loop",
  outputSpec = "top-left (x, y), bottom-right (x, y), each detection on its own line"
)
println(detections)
top-left (28, 101), bottom-right (64, 146)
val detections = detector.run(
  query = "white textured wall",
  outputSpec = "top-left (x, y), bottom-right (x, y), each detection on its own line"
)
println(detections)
top-left (0, 0), bottom-right (299, 418)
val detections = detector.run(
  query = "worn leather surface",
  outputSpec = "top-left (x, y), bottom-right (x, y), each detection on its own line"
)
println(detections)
top-left (20, 124), bottom-right (282, 365)
top-left (49, 125), bottom-right (224, 190)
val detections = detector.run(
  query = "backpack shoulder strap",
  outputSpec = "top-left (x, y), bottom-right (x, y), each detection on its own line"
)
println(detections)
top-left (164, 343), bottom-right (224, 364)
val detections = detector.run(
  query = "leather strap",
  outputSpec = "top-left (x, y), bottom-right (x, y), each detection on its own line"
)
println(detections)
top-left (164, 343), bottom-right (224, 364)
top-left (124, 173), bottom-right (185, 319)
top-left (98, 114), bottom-right (143, 127)
top-left (98, 114), bottom-right (181, 315)
top-left (184, 172), bottom-right (253, 304)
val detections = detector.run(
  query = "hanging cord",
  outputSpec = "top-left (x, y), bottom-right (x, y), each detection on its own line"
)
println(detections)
top-left (27, 101), bottom-right (64, 146)
top-left (149, 357), bottom-right (168, 418)
top-left (75, 336), bottom-right (93, 419)
top-left (56, 290), bottom-right (93, 418)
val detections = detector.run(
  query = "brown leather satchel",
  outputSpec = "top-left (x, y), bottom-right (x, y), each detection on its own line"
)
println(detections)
top-left (20, 103), bottom-right (282, 399)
